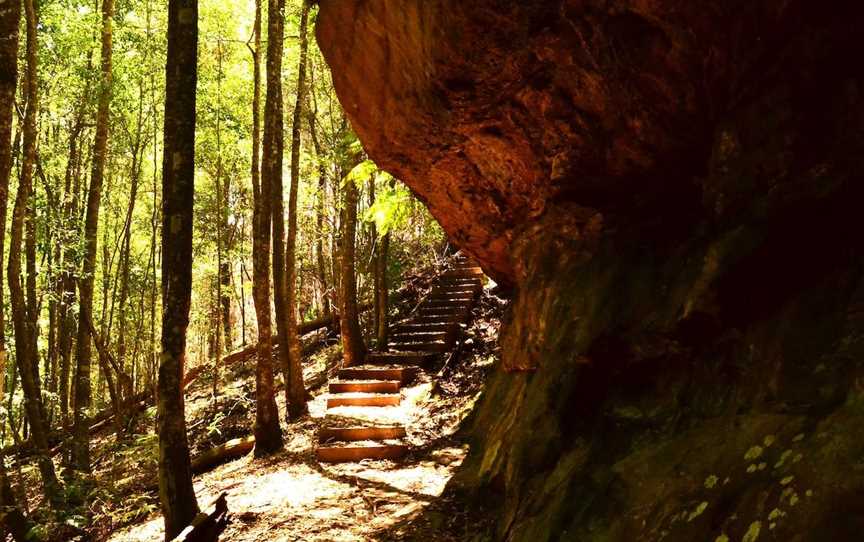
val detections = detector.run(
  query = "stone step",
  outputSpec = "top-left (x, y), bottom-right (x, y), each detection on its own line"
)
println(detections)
top-left (366, 351), bottom-right (437, 366)
top-left (326, 393), bottom-right (401, 408)
top-left (319, 426), bottom-right (406, 442)
top-left (329, 380), bottom-right (401, 394)
top-left (316, 444), bottom-right (408, 463)
top-left (388, 341), bottom-right (450, 353)
top-left (338, 367), bottom-right (417, 382)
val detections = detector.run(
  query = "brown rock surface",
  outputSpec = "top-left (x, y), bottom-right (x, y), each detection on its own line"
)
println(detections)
top-left (318, 1), bottom-right (864, 540)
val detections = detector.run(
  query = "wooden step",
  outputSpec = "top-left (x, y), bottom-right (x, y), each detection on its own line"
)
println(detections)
top-left (431, 287), bottom-right (479, 296)
top-left (424, 300), bottom-right (471, 309)
top-left (413, 315), bottom-right (461, 325)
top-left (390, 320), bottom-right (456, 333)
top-left (391, 323), bottom-right (455, 336)
top-left (439, 275), bottom-right (481, 283)
top-left (440, 269), bottom-right (483, 278)
top-left (390, 330), bottom-right (449, 342)
top-left (327, 393), bottom-right (400, 408)
top-left (426, 290), bottom-right (477, 303)
top-left (366, 351), bottom-right (437, 365)
top-left (329, 380), bottom-right (400, 394)
top-left (316, 444), bottom-right (407, 463)
top-left (388, 341), bottom-right (449, 353)
top-left (319, 426), bottom-right (406, 442)
top-left (420, 306), bottom-right (468, 316)
top-left (338, 367), bottom-right (416, 382)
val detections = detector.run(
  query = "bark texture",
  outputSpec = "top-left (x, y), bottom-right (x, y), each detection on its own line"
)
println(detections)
top-left (72, 0), bottom-right (115, 471)
top-left (158, 0), bottom-right (200, 537)
top-left (284, 0), bottom-right (311, 418)
top-left (318, 2), bottom-right (864, 540)
top-left (264, 0), bottom-right (294, 423)
top-left (9, 0), bottom-right (64, 508)
top-left (338, 174), bottom-right (366, 367)
top-left (0, 0), bottom-right (21, 363)
top-left (250, 0), bottom-right (283, 456)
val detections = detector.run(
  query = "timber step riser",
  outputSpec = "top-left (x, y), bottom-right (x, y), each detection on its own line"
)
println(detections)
top-left (319, 426), bottom-right (406, 442)
top-left (390, 332), bottom-right (450, 342)
top-left (388, 342), bottom-right (450, 353)
top-left (337, 368), bottom-right (416, 382)
top-left (329, 381), bottom-right (401, 394)
top-left (316, 445), bottom-right (407, 463)
top-left (317, 255), bottom-right (484, 465)
top-left (365, 354), bottom-right (437, 366)
top-left (327, 395), bottom-right (401, 408)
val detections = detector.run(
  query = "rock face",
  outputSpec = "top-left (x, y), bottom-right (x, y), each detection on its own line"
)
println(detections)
top-left (317, 1), bottom-right (864, 540)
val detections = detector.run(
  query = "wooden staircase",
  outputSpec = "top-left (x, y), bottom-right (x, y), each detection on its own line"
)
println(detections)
top-left (316, 254), bottom-right (484, 463)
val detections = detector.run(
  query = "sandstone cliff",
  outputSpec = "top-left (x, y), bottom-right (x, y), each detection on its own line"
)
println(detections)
top-left (317, 2), bottom-right (864, 540)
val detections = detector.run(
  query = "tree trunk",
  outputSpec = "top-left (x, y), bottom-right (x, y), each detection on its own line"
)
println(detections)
top-left (158, 0), bottom-right (200, 538)
top-left (0, 4), bottom-right (32, 537)
top-left (72, 0), bottom-right (115, 472)
top-left (116, 88), bottom-right (145, 404)
top-left (284, 0), bottom-right (311, 419)
top-left (339, 170), bottom-right (367, 367)
top-left (249, 0), bottom-right (282, 456)
top-left (376, 229), bottom-right (390, 348)
top-left (9, 0), bottom-right (64, 508)
top-left (57, 101), bottom-right (87, 431)
top-left (0, 0), bottom-right (22, 411)
top-left (368, 178), bottom-right (381, 347)
top-left (212, 42), bottom-right (224, 404)
top-left (265, 0), bottom-right (294, 423)
top-left (307, 59), bottom-right (331, 322)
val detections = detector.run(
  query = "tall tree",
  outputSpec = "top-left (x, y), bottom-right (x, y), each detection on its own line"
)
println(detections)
top-left (339, 170), bottom-right (367, 367)
top-left (0, 0), bottom-right (22, 380)
top-left (264, 0), bottom-right (294, 420)
top-left (9, 0), bottom-right (64, 508)
top-left (284, 0), bottom-right (311, 419)
top-left (370, 178), bottom-right (391, 347)
top-left (0, 3), bottom-right (32, 536)
top-left (158, 0), bottom-right (200, 537)
top-left (249, 0), bottom-right (282, 455)
top-left (72, 0), bottom-right (115, 471)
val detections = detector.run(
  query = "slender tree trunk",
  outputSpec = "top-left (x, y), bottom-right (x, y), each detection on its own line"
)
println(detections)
top-left (9, 0), bottom-right (64, 507)
top-left (212, 41), bottom-right (224, 404)
top-left (116, 89), bottom-right (145, 404)
top-left (369, 178), bottom-right (391, 348)
top-left (249, 0), bottom-right (282, 455)
top-left (72, 0), bottom-right (115, 472)
top-left (0, 4), bottom-right (31, 537)
top-left (158, 0), bottom-right (200, 537)
top-left (265, 0), bottom-right (294, 421)
top-left (284, 0), bottom-right (311, 419)
top-left (306, 71), bottom-right (331, 321)
top-left (369, 178), bottom-right (379, 344)
top-left (376, 229), bottom-right (390, 347)
top-left (0, 0), bottom-right (22, 406)
top-left (58, 119), bottom-right (84, 432)
top-left (339, 172), bottom-right (367, 367)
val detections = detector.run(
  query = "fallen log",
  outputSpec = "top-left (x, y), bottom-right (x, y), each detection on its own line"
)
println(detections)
top-left (190, 437), bottom-right (255, 475)
top-left (171, 492), bottom-right (229, 542)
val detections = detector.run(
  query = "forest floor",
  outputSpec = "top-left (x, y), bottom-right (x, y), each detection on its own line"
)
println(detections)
top-left (88, 288), bottom-right (503, 541)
